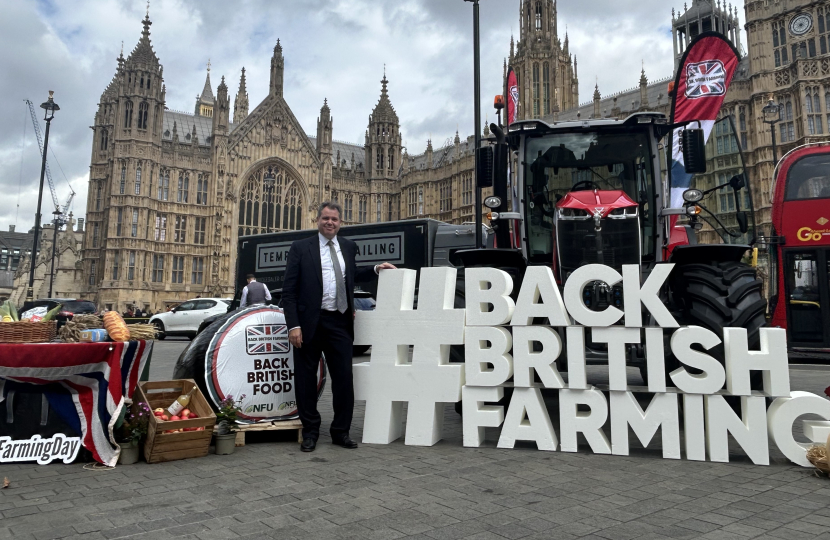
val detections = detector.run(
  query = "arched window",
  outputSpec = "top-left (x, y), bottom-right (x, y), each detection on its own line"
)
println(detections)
top-left (542, 62), bottom-right (551, 115)
top-left (389, 152), bottom-right (394, 171)
top-left (100, 128), bottom-right (108, 151)
top-left (237, 165), bottom-right (301, 236)
top-left (197, 175), bottom-right (208, 205)
top-left (120, 164), bottom-right (126, 194)
top-left (377, 197), bottom-right (382, 222)
top-left (177, 174), bottom-right (189, 203)
top-left (535, 2), bottom-right (542, 31)
top-left (124, 101), bottom-right (133, 128)
top-left (532, 63), bottom-right (540, 117)
top-left (139, 102), bottom-right (149, 130)
top-left (135, 165), bottom-right (142, 195)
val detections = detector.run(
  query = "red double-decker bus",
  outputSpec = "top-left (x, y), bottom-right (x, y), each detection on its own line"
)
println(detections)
top-left (770, 143), bottom-right (830, 351)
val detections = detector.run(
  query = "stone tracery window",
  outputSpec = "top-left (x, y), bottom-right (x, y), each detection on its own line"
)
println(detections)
top-left (238, 164), bottom-right (304, 236)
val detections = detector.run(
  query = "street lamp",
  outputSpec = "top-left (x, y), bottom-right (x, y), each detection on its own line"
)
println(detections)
top-left (464, 0), bottom-right (483, 248)
top-left (48, 209), bottom-right (61, 298)
top-left (762, 96), bottom-right (782, 168)
top-left (27, 91), bottom-right (60, 301)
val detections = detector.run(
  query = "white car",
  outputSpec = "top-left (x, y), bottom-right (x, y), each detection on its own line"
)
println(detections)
top-left (150, 298), bottom-right (231, 339)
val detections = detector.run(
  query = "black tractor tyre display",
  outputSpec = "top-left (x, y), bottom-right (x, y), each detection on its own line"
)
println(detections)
top-left (654, 261), bottom-right (767, 389)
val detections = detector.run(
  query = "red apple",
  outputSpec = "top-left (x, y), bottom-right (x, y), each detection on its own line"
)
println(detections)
top-left (188, 413), bottom-right (198, 419)
top-left (180, 408), bottom-right (191, 418)
top-left (154, 408), bottom-right (164, 415)
top-left (161, 414), bottom-right (169, 421)
top-left (170, 415), bottom-right (181, 421)
top-left (196, 427), bottom-right (204, 431)
top-left (153, 411), bottom-right (163, 417)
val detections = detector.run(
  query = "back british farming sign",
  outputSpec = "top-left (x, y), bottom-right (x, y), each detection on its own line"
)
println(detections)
top-left (353, 267), bottom-right (830, 467)
top-left (204, 306), bottom-right (325, 422)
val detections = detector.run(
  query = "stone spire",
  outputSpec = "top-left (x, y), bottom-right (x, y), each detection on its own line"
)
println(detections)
top-left (639, 64), bottom-right (649, 107)
top-left (233, 67), bottom-right (249, 123)
top-left (317, 98), bottom-right (333, 157)
top-left (592, 83), bottom-right (601, 118)
top-left (126, 7), bottom-right (159, 66)
top-left (270, 39), bottom-right (284, 97)
top-left (195, 60), bottom-right (215, 116)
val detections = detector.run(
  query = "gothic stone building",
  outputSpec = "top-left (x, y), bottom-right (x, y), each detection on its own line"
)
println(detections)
top-left (81, 1), bottom-right (571, 312)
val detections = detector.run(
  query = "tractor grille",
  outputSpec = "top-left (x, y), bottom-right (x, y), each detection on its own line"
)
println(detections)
top-left (557, 217), bottom-right (640, 278)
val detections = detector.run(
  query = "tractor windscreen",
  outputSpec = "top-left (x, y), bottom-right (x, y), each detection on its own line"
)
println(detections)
top-left (524, 128), bottom-right (657, 264)
top-left (684, 116), bottom-right (756, 245)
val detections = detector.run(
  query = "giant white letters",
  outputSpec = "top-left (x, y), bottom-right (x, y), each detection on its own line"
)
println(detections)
top-left (354, 265), bottom-right (828, 468)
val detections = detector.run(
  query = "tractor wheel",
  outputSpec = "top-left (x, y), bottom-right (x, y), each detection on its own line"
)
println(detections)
top-left (665, 260), bottom-right (767, 388)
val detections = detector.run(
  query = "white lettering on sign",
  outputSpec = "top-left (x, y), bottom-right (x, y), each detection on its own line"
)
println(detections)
top-left (353, 265), bottom-right (830, 468)
top-left (0, 434), bottom-right (81, 465)
top-left (256, 232), bottom-right (405, 273)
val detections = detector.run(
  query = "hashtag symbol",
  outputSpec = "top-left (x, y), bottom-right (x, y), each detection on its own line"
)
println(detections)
top-left (354, 267), bottom-right (466, 446)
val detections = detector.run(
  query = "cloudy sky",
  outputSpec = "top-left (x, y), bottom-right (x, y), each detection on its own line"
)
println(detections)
top-left (0, 0), bottom-right (739, 232)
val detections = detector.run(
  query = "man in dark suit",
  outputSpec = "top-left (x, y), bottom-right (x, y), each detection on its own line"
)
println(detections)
top-left (282, 202), bottom-right (396, 452)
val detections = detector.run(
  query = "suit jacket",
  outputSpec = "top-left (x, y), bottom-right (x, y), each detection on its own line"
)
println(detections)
top-left (282, 234), bottom-right (376, 342)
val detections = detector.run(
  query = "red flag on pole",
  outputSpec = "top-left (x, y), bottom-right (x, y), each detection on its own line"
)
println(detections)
top-left (505, 66), bottom-right (518, 129)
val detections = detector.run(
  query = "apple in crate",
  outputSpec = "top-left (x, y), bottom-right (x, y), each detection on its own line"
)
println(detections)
top-left (154, 408), bottom-right (164, 416)
top-left (171, 415), bottom-right (181, 421)
top-left (180, 408), bottom-right (191, 418)
top-left (160, 414), bottom-right (169, 421)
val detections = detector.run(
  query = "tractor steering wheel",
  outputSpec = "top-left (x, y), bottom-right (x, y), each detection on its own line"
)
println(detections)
top-left (570, 180), bottom-right (599, 192)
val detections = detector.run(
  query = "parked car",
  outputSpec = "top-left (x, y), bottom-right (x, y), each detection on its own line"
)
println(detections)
top-left (19, 298), bottom-right (97, 329)
top-left (195, 288), bottom-right (376, 356)
top-left (149, 298), bottom-right (231, 340)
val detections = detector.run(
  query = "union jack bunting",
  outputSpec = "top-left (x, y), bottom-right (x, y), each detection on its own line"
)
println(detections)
top-left (0, 341), bottom-right (152, 466)
top-left (246, 324), bottom-right (289, 354)
top-left (684, 60), bottom-right (726, 99)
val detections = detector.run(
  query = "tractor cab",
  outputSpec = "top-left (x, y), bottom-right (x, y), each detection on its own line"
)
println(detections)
top-left (513, 114), bottom-right (665, 282)
top-left (464, 111), bottom-right (766, 380)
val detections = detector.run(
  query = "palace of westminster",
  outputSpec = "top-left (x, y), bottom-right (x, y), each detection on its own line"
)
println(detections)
top-left (6, 0), bottom-right (830, 311)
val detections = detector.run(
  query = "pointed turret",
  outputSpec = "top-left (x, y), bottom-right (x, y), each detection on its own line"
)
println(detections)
top-left (233, 67), bottom-right (249, 123)
top-left (127, 10), bottom-right (159, 66)
top-left (195, 60), bottom-right (214, 116)
top-left (214, 75), bottom-right (230, 135)
top-left (316, 98), bottom-right (333, 157)
top-left (592, 84), bottom-right (601, 118)
top-left (270, 39), bottom-right (284, 97)
top-left (639, 65), bottom-right (649, 107)
top-left (365, 69), bottom-right (401, 182)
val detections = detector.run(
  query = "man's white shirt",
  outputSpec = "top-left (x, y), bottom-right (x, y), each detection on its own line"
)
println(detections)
top-left (319, 233), bottom-right (347, 312)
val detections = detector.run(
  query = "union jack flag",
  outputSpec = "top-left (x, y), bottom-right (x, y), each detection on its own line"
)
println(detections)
top-left (685, 60), bottom-right (726, 99)
top-left (0, 341), bottom-right (151, 467)
top-left (246, 324), bottom-right (289, 355)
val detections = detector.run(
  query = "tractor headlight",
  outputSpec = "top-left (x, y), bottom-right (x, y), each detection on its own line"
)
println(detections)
top-left (484, 196), bottom-right (502, 209)
top-left (683, 188), bottom-right (704, 203)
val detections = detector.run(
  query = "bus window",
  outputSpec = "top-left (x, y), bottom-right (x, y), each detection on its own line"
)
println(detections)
top-left (786, 154), bottom-right (830, 200)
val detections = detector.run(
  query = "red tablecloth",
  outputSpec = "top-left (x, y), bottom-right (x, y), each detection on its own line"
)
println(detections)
top-left (0, 341), bottom-right (152, 466)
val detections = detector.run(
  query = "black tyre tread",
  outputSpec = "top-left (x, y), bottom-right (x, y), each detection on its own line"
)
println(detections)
top-left (670, 261), bottom-right (767, 348)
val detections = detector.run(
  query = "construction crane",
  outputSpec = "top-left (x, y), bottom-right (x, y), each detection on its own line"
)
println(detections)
top-left (24, 99), bottom-right (76, 227)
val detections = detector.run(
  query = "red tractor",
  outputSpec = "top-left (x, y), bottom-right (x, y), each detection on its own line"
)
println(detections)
top-left (459, 112), bottom-right (766, 384)
top-left (769, 143), bottom-right (830, 353)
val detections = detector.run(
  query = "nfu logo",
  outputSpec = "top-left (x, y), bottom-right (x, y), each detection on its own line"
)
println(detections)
top-left (685, 60), bottom-right (726, 99)
top-left (278, 401), bottom-right (296, 411)
top-left (244, 403), bottom-right (275, 413)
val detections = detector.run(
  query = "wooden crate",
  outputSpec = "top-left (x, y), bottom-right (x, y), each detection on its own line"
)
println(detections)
top-left (136, 379), bottom-right (216, 464)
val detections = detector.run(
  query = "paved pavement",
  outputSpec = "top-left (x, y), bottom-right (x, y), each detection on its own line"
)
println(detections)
top-left (2, 339), bottom-right (830, 540)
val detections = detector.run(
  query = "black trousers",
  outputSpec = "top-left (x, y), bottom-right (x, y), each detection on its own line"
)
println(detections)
top-left (293, 310), bottom-right (354, 441)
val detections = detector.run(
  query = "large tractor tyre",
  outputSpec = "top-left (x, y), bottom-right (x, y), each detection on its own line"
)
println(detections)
top-left (665, 261), bottom-right (767, 389)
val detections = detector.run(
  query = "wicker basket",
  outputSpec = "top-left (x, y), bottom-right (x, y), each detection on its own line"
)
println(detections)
top-left (0, 321), bottom-right (57, 343)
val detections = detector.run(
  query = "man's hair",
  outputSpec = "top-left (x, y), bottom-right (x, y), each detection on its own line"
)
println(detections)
top-left (246, 274), bottom-right (255, 279)
top-left (316, 201), bottom-right (343, 220)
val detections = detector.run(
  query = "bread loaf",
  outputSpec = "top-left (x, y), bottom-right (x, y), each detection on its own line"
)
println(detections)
top-left (103, 311), bottom-right (131, 342)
